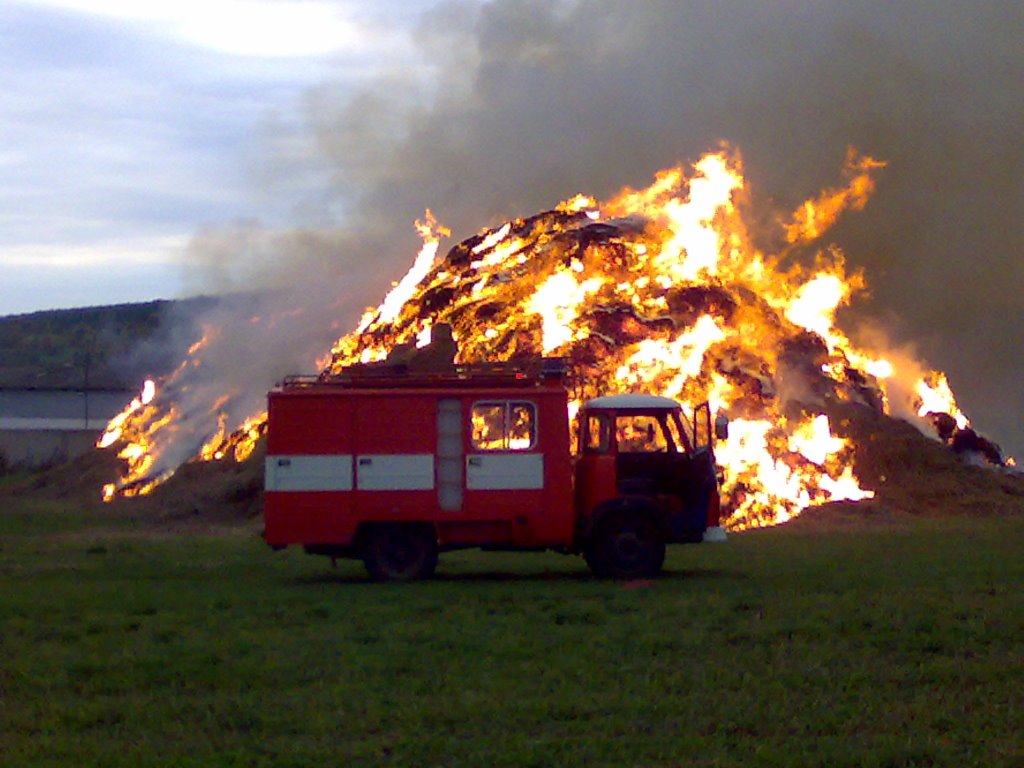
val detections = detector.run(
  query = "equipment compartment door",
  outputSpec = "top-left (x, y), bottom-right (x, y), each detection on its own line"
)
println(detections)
top-left (356, 454), bottom-right (434, 490)
top-left (352, 393), bottom-right (436, 517)
top-left (462, 399), bottom-right (545, 538)
top-left (466, 452), bottom-right (543, 490)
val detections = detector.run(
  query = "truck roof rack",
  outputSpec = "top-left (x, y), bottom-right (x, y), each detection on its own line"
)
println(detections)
top-left (280, 357), bottom-right (567, 390)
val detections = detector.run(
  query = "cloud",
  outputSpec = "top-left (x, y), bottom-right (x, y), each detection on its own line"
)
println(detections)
top-left (8, 0), bottom-right (388, 58)
top-left (0, 0), bottom-right (414, 317)
top-left (0, 8), bottom-right (259, 248)
top-left (0, 237), bottom-right (188, 269)
top-left (0, 255), bottom-right (188, 317)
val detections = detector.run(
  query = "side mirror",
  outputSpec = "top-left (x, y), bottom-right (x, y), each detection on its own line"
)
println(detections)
top-left (714, 414), bottom-right (730, 442)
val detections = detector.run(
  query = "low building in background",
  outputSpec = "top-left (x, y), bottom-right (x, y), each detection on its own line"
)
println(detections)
top-left (0, 388), bottom-right (133, 469)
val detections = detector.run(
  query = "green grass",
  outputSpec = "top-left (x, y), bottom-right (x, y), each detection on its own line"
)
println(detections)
top-left (1, 501), bottom-right (1021, 767)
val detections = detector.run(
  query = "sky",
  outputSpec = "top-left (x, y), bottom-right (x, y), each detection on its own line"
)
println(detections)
top-left (0, 0), bottom-right (424, 313)
top-left (1, 0), bottom-right (1022, 458)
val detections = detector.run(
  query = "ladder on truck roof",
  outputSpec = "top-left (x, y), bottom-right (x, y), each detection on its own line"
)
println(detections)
top-left (280, 357), bottom-right (568, 390)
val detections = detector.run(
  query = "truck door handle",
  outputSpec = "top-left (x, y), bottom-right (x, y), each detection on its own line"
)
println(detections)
top-left (468, 457), bottom-right (482, 467)
top-left (277, 459), bottom-right (291, 467)
top-left (359, 458), bottom-right (372, 466)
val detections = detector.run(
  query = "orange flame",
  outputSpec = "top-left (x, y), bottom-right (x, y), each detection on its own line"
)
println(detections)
top-left (915, 373), bottom-right (968, 429)
top-left (100, 145), bottom-right (990, 527)
top-left (325, 147), bottom-right (886, 527)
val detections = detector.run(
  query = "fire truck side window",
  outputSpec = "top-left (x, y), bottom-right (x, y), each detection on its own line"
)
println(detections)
top-left (471, 401), bottom-right (537, 451)
top-left (585, 414), bottom-right (610, 453)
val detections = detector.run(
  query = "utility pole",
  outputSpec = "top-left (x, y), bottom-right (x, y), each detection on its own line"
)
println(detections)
top-left (77, 328), bottom-right (97, 429)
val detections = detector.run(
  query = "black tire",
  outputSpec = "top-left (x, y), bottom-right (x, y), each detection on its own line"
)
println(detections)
top-left (584, 512), bottom-right (666, 579)
top-left (362, 524), bottom-right (438, 582)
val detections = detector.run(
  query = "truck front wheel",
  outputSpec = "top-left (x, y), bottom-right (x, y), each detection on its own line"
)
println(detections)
top-left (362, 524), bottom-right (438, 582)
top-left (585, 513), bottom-right (666, 579)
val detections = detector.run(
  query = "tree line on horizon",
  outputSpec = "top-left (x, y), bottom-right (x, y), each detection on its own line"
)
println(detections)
top-left (0, 297), bottom-right (215, 390)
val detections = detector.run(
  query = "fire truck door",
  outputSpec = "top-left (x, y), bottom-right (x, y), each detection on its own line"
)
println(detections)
top-left (464, 400), bottom-right (544, 521)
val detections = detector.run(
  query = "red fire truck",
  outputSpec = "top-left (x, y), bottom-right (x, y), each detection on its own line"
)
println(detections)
top-left (264, 359), bottom-right (727, 580)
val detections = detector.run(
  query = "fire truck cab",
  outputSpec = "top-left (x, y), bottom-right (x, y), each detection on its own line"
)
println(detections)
top-left (264, 359), bottom-right (726, 580)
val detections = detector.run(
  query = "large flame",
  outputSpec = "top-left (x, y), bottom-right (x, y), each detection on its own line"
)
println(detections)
top-left (100, 145), bottom-right (981, 528)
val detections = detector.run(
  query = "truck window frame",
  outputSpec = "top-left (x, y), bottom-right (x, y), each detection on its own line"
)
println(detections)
top-left (583, 412), bottom-right (611, 454)
top-left (470, 399), bottom-right (538, 451)
top-left (668, 411), bottom-right (694, 454)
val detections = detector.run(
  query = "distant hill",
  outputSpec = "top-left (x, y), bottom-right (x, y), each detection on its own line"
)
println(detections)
top-left (0, 297), bottom-right (217, 390)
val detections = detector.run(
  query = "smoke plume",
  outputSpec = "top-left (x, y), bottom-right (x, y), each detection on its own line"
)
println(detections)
top-left (173, 0), bottom-right (1023, 460)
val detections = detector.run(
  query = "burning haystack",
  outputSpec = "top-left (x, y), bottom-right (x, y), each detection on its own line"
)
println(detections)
top-left (97, 146), bottom-right (1015, 528)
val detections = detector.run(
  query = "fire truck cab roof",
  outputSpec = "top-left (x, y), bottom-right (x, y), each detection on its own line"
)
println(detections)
top-left (583, 394), bottom-right (681, 411)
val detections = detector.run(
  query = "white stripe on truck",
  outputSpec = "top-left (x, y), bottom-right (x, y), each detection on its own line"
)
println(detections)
top-left (356, 454), bottom-right (435, 491)
top-left (266, 453), bottom-right (544, 492)
top-left (265, 455), bottom-right (353, 492)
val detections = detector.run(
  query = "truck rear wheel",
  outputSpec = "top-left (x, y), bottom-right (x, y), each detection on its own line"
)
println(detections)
top-left (362, 524), bottom-right (438, 582)
top-left (585, 513), bottom-right (666, 579)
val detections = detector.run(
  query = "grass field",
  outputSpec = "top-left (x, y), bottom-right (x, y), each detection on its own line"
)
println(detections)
top-left (1, 497), bottom-right (1021, 767)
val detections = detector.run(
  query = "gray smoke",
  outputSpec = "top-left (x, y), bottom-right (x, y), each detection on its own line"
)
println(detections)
top-left (173, 0), bottom-right (1023, 463)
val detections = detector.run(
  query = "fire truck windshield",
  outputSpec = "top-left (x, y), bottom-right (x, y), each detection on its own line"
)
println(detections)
top-left (616, 414), bottom-right (671, 453)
